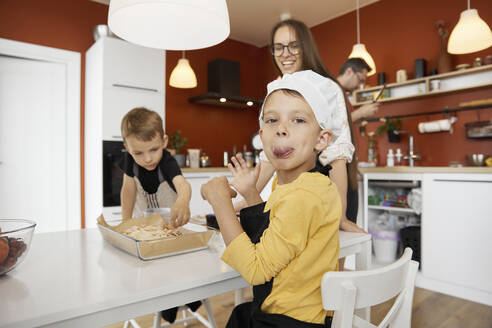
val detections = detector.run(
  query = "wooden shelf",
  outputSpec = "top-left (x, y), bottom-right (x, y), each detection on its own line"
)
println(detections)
top-left (368, 205), bottom-right (417, 213)
top-left (353, 64), bottom-right (492, 106)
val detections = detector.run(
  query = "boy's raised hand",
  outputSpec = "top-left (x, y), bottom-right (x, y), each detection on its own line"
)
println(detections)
top-left (169, 200), bottom-right (190, 228)
top-left (228, 155), bottom-right (261, 202)
top-left (201, 176), bottom-right (237, 204)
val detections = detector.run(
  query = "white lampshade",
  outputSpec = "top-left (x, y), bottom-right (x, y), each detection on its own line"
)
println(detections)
top-left (108, 0), bottom-right (230, 50)
top-left (448, 9), bottom-right (492, 54)
top-left (349, 43), bottom-right (376, 76)
top-left (169, 58), bottom-right (197, 88)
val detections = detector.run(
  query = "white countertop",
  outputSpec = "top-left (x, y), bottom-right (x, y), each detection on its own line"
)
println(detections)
top-left (358, 166), bottom-right (492, 174)
top-left (182, 166), bottom-right (492, 174)
top-left (182, 167), bottom-right (230, 173)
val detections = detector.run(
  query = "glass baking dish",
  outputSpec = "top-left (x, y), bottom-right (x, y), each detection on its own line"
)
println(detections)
top-left (97, 214), bottom-right (216, 260)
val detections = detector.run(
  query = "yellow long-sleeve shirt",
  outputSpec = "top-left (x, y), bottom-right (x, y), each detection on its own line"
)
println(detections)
top-left (221, 172), bottom-right (340, 324)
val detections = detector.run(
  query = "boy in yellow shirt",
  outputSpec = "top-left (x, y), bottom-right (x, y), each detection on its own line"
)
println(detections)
top-left (201, 70), bottom-right (342, 327)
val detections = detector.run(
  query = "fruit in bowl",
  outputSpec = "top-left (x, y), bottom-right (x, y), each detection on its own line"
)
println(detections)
top-left (0, 219), bottom-right (36, 275)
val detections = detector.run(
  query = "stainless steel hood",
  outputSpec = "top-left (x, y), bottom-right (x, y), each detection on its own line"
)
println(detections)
top-left (189, 58), bottom-right (263, 109)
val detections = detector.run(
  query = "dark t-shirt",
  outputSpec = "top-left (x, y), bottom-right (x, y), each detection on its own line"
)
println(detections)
top-left (119, 149), bottom-right (182, 194)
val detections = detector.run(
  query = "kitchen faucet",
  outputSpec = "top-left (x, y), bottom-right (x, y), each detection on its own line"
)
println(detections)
top-left (394, 130), bottom-right (421, 166)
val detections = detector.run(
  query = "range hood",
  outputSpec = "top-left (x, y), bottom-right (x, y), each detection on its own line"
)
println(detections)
top-left (189, 59), bottom-right (263, 109)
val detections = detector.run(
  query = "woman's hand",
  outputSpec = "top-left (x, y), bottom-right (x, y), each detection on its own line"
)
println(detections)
top-left (170, 200), bottom-right (190, 228)
top-left (228, 154), bottom-right (261, 203)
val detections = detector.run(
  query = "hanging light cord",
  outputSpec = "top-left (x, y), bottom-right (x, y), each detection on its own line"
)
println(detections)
top-left (467, 0), bottom-right (470, 10)
top-left (182, 50), bottom-right (185, 59)
top-left (356, 0), bottom-right (360, 43)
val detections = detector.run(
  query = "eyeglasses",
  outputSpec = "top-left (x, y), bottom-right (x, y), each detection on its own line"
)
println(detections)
top-left (355, 71), bottom-right (366, 85)
top-left (270, 41), bottom-right (301, 57)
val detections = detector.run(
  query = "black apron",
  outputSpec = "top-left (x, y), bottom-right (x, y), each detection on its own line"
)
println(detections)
top-left (226, 164), bottom-right (333, 328)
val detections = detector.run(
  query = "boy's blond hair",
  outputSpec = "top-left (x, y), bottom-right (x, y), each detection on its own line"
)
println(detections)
top-left (121, 107), bottom-right (164, 142)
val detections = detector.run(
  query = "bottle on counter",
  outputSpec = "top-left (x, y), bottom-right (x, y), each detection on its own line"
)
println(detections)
top-left (244, 151), bottom-right (254, 168)
top-left (223, 151), bottom-right (229, 167)
top-left (387, 149), bottom-right (395, 167)
top-left (395, 148), bottom-right (403, 166)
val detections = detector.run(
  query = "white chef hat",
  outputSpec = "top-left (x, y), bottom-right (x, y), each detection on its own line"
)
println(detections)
top-left (259, 70), bottom-right (345, 142)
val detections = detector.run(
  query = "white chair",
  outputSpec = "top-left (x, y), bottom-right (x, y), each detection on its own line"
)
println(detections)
top-left (321, 247), bottom-right (419, 328)
top-left (123, 299), bottom-right (217, 328)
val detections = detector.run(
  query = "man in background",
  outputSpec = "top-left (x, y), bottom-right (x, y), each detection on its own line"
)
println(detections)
top-left (338, 58), bottom-right (379, 121)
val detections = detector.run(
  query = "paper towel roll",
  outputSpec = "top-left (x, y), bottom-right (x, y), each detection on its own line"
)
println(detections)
top-left (418, 118), bottom-right (455, 133)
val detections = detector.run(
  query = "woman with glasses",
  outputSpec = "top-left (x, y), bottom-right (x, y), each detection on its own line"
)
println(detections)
top-left (235, 19), bottom-right (365, 235)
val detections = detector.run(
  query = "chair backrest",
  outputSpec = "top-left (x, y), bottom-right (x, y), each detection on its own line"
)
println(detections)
top-left (321, 247), bottom-right (419, 328)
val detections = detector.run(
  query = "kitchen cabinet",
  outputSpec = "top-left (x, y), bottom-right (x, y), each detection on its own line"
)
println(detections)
top-left (86, 36), bottom-right (165, 141)
top-left (421, 173), bottom-right (492, 304)
top-left (352, 64), bottom-right (492, 106)
top-left (361, 168), bottom-right (492, 306)
top-left (101, 37), bottom-right (164, 91)
top-left (85, 37), bottom-right (165, 227)
top-left (102, 86), bottom-right (163, 140)
top-left (183, 171), bottom-right (233, 216)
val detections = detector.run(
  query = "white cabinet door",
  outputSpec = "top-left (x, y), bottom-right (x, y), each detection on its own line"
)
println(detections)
top-left (422, 173), bottom-right (492, 293)
top-left (184, 171), bottom-right (233, 216)
top-left (186, 174), bottom-right (213, 216)
top-left (102, 86), bottom-right (164, 140)
top-left (102, 37), bottom-right (165, 91)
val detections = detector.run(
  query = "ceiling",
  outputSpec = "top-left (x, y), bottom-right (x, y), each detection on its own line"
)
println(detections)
top-left (92, 0), bottom-right (380, 47)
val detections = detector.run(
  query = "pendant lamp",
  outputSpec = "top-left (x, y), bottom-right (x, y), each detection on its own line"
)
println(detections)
top-left (348, 0), bottom-right (376, 76)
top-left (169, 51), bottom-right (197, 88)
top-left (108, 0), bottom-right (230, 50)
top-left (448, 0), bottom-right (492, 54)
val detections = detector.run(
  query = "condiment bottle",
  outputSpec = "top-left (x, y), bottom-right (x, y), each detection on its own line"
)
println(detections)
top-left (387, 149), bottom-right (394, 167)
top-left (395, 148), bottom-right (403, 166)
top-left (244, 152), bottom-right (254, 168)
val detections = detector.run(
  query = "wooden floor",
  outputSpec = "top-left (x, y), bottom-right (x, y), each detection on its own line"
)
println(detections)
top-left (105, 287), bottom-right (492, 328)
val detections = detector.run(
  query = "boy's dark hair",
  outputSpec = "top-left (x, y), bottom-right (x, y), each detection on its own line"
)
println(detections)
top-left (121, 107), bottom-right (164, 142)
top-left (338, 58), bottom-right (372, 76)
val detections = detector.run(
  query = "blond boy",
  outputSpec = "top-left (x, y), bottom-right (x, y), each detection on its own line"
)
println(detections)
top-left (120, 107), bottom-right (191, 227)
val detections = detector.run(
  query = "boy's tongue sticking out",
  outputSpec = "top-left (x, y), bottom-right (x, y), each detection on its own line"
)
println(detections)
top-left (272, 145), bottom-right (294, 159)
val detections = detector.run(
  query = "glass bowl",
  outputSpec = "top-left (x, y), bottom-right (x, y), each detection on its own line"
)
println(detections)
top-left (0, 219), bottom-right (36, 275)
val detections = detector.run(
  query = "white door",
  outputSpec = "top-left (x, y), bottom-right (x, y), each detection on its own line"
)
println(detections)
top-left (0, 55), bottom-right (69, 232)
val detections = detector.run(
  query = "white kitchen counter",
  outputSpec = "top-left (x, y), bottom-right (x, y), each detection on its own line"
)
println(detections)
top-left (182, 167), bottom-right (230, 173)
top-left (182, 166), bottom-right (492, 174)
top-left (359, 166), bottom-right (492, 174)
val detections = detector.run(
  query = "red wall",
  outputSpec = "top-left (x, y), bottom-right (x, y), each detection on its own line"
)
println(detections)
top-left (1, 0), bottom-right (491, 225)
top-left (261, 0), bottom-right (492, 166)
top-left (165, 42), bottom-right (264, 167)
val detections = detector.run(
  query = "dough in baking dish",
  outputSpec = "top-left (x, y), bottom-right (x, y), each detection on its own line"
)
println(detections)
top-left (122, 224), bottom-right (182, 240)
